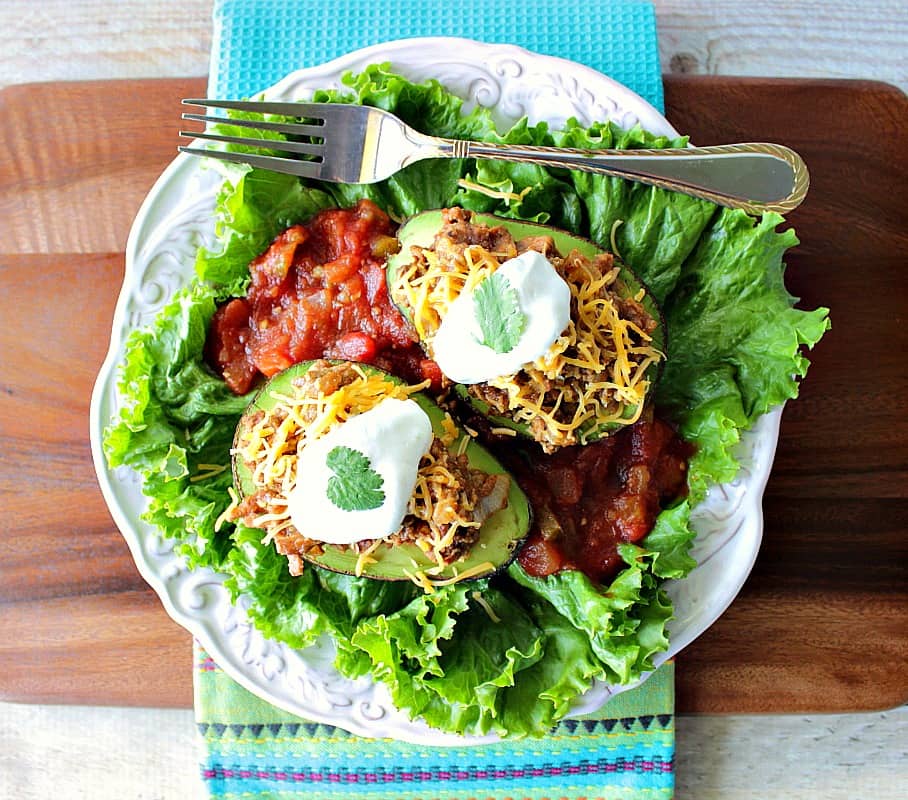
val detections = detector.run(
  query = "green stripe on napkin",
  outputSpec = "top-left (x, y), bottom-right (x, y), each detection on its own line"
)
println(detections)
top-left (195, 643), bottom-right (675, 799)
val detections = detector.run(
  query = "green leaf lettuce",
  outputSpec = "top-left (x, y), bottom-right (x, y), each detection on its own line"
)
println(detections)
top-left (103, 64), bottom-right (828, 736)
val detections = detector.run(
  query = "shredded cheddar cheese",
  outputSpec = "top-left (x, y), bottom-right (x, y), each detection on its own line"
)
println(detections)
top-left (389, 222), bottom-right (662, 450)
top-left (609, 218), bottom-right (624, 260)
top-left (472, 590), bottom-right (503, 623)
top-left (190, 462), bottom-right (227, 483)
top-left (489, 427), bottom-right (518, 437)
top-left (456, 177), bottom-right (533, 205)
top-left (229, 363), bottom-right (501, 590)
top-left (404, 560), bottom-right (499, 594)
top-left (354, 539), bottom-right (384, 577)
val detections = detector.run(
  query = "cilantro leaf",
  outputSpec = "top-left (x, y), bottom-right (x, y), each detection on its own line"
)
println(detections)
top-left (325, 446), bottom-right (385, 511)
top-left (473, 270), bottom-right (527, 353)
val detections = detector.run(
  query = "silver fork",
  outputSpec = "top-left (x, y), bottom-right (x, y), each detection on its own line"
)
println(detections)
top-left (180, 99), bottom-right (808, 215)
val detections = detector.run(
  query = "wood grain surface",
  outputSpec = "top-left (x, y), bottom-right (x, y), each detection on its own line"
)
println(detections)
top-left (0, 75), bottom-right (905, 714)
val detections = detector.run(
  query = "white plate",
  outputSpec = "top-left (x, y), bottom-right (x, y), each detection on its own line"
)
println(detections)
top-left (89, 38), bottom-right (780, 745)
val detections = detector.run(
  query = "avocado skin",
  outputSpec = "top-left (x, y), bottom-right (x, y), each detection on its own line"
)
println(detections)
top-left (232, 360), bottom-right (531, 582)
top-left (386, 210), bottom-right (666, 444)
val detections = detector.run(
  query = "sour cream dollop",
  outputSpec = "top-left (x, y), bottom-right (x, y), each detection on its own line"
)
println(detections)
top-left (287, 397), bottom-right (433, 545)
top-left (431, 250), bottom-right (571, 384)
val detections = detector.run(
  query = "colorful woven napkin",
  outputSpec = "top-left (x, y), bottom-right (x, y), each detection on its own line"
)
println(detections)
top-left (208, 0), bottom-right (664, 112)
top-left (195, 644), bottom-right (675, 799)
top-left (196, 2), bottom-right (673, 797)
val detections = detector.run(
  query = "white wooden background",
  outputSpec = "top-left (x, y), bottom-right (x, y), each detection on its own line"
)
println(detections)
top-left (1, 1), bottom-right (906, 798)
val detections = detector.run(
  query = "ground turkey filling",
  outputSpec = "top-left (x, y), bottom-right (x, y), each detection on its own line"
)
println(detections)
top-left (229, 360), bottom-right (505, 576)
top-left (402, 208), bottom-right (660, 451)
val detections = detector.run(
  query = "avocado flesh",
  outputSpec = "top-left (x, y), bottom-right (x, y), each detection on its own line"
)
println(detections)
top-left (232, 360), bottom-right (531, 582)
top-left (386, 210), bottom-right (666, 443)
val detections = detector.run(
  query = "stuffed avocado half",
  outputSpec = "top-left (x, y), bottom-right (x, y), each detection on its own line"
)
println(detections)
top-left (387, 209), bottom-right (666, 452)
top-left (229, 359), bottom-right (531, 586)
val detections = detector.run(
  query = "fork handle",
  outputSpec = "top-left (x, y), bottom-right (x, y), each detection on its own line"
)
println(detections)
top-left (431, 139), bottom-right (808, 215)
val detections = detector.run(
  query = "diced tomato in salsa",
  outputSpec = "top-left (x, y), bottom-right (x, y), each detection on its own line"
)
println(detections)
top-left (206, 199), bottom-right (434, 394)
top-left (510, 417), bottom-right (692, 584)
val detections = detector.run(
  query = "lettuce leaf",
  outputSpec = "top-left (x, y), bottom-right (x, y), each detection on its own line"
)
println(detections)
top-left (552, 119), bottom-right (719, 303)
top-left (507, 504), bottom-right (690, 688)
top-left (104, 286), bottom-right (251, 568)
top-left (496, 592), bottom-right (607, 735)
top-left (656, 210), bottom-right (830, 499)
top-left (343, 585), bottom-right (545, 736)
top-left (227, 522), bottom-right (420, 649)
top-left (103, 64), bottom-right (829, 736)
top-left (195, 166), bottom-right (336, 296)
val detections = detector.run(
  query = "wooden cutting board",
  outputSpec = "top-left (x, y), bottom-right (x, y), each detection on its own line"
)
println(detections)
top-left (1, 76), bottom-right (905, 713)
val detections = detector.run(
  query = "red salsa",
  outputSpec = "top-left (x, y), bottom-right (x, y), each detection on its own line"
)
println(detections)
top-left (510, 417), bottom-right (692, 583)
top-left (206, 199), bottom-right (438, 394)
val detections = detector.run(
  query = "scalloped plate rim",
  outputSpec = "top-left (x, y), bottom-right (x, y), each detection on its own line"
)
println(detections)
top-left (89, 37), bottom-right (777, 744)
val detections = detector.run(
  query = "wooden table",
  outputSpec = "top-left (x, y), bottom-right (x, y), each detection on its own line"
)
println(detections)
top-left (1, 75), bottom-right (906, 715)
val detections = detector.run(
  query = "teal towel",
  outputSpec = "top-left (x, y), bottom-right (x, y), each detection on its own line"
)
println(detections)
top-left (209, 0), bottom-right (664, 110)
top-left (196, 644), bottom-right (676, 799)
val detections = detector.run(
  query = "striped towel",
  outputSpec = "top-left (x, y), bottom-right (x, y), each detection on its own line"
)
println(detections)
top-left (195, 644), bottom-right (676, 799)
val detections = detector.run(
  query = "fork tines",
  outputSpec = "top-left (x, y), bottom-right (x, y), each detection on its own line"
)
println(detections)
top-left (178, 98), bottom-right (334, 180)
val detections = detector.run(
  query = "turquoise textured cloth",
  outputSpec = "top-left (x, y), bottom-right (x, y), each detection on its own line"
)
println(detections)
top-left (208, 0), bottom-right (664, 110)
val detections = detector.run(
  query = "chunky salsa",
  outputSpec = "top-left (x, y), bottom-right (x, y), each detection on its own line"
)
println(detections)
top-left (206, 199), bottom-right (440, 394)
top-left (508, 417), bottom-right (691, 583)
top-left (206, 204), bottom-right (691, 585)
